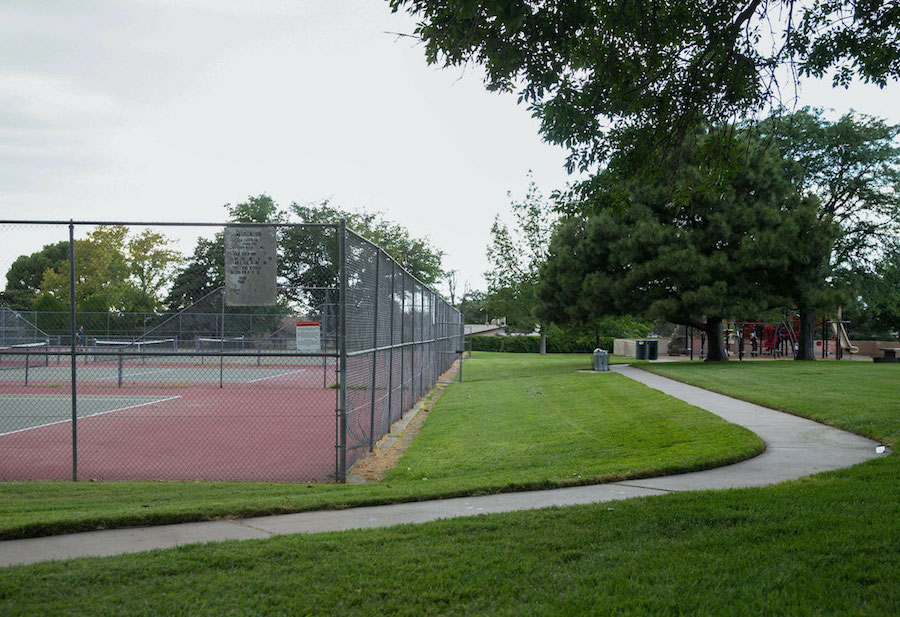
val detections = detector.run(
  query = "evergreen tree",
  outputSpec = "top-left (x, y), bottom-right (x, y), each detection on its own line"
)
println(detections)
top-left (164, 237), bottom-right (224, 311)
top-left (538, 130), bottom-right (836, 361)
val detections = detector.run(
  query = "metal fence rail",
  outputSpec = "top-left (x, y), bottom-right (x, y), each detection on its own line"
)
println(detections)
top-left (0, 219), bottom-right (463, 483)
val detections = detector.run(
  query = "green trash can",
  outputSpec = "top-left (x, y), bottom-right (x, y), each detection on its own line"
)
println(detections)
top-left (635, 340), bottom-right (648, 360)
top-left (646, 340), bottom-right (659, 360)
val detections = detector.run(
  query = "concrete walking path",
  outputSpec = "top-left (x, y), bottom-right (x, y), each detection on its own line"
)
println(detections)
top-left (0, 365), bottom-right (886, 567)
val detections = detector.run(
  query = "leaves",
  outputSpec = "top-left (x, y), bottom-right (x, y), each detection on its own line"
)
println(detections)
top-left (391, 0), bottom-right (900, 176)
top-left (754, 107), bottom-right (900, 271)
top-left (483, 175), bottom-right (557, 328)
top-left (38, 226), bottom-right (181, 313)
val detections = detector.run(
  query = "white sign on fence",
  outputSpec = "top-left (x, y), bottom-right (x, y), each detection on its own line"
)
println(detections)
top-left (224, 226), bottom-right (277, 306)
top-left (296, 321), bottom-right (321, 353)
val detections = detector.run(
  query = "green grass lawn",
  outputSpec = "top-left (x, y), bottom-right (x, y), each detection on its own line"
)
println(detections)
top-left (0, 352), bottom-right (757, 540)
top-left (1, 359), bottom-right (897, 615)
top-left (642, 360), bottom-right (898, 444)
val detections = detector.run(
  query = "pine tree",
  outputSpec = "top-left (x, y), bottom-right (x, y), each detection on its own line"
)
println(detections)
top-left (538, 130), bottom-right (836, 361)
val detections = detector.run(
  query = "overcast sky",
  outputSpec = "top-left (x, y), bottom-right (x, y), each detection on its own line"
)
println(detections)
top-left (2, 0), bottom-right (898, 297)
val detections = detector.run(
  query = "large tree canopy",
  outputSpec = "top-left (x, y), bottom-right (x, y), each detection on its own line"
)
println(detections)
top-left (756, 108), bottom-right (900, 269)
top-left (38, 226), bottom-right (181, 313)
top-left (538, 130), bottom-right (836, 360)
top-left (1, 241), bottom-right (69, 310)
top-left (753, 108), bottom-right (900, 356)
top-left (390, 1), bottom-right (900, 174)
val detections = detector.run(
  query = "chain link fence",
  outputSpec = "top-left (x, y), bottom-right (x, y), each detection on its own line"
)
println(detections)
top-left (0, 220), bottom-right (463, 482)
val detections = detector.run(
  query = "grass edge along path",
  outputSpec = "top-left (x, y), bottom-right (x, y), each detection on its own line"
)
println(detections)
top-left (0, 353), bottom-right (761, 540)
top-left (640, 360), bottom-right (898, 446)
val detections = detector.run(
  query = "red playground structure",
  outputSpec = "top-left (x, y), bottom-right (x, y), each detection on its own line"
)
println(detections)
top-left (724, 311), bottom-right (855, 360)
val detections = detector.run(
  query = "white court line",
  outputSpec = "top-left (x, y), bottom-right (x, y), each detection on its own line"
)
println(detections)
top-left (247, 369), bottom-right (307, 383)
top-left (0, 396), bottom-right (182, 437)
top-left (121, 367), bottom-right (185, 379)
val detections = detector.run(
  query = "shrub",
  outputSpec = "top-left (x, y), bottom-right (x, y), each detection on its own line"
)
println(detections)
top-left (470, 335), bottom-right (614, 354)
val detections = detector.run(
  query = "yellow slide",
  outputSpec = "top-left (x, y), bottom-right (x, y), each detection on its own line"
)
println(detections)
top-left (831, 322), bottom-right (859, 354)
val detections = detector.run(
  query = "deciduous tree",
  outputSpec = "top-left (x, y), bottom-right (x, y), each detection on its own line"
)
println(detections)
top-left (1, 241), bottom-right (68, 309)
top-left (39, 226), bottom-right (182, 313)
top-left (390, 1), bottom-right (900, 177)
top-left (755, 108), bottom-right (900, 358)
top-left (484, 178), bottom-right (554, 338)
top-left (281, 199), bottom-right (445, 308)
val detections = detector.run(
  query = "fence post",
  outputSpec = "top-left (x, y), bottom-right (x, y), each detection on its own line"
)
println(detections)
top-left (337, 219), bottom-right (348, 482)
top-left (458, 314), bottom-right (464, 383)
top-left (411, 282), bottom-right (417, 405)
top-left (386, 260), bottom-right (395, 432)
top-left (368, 249), bottom-right (380, 452)
top-left (419, 285), bottom-right (424, 400)
top-left (399, 273), bottom-right (406, 417)
top-left (220, 289), bottom-right (226, 349)
top-left (68, 221), bottom-right (78, 482)
top-left (431, 292), bottom-right (437, 386)
top-left (322, 289), bottom-right (329, 388)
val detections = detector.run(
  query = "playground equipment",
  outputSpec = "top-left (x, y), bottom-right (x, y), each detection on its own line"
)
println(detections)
top-left (668, 310), bottom-right (862, 361)
top-left (831, 321), bottom-right (859, 356)
top-left (729, 316), bottom-right (799, 360)
top-left (727, 310), bottom-right (859, 361)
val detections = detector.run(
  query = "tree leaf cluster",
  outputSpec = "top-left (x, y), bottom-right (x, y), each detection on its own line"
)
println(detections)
top-left (5, 227), bottom-right (182, 314)
top-left (390, 0), bottom-right (900, 178)
top-left (754, 107), bottom-right (900, 270)
top-left (483, 176), bottom-right (556, 328)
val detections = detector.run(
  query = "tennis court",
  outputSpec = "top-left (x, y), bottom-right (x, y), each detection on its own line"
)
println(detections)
top-left (0, 220), bottom-right (464, 483)
top-left (0, 362), bottom-right (339, 481)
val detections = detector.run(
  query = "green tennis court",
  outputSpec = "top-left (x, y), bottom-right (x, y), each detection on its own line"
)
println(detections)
top-left (0, 394), bottom-right (181, 436)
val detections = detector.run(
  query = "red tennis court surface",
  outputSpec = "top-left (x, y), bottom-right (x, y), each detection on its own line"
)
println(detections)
top-left (0, 365), bottom-right (341, 482)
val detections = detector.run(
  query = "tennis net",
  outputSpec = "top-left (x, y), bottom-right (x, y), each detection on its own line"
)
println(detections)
top-left (90, 338), bottom-right (178, 357)
top-left (0, 341), bottom-right (51, 370)
top-left (196, 336), bottom-right (250, 351)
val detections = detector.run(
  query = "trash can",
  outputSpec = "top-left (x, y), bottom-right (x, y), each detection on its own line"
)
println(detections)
top-left (635, 340), bottom-right (648, 360)
top-left (646, 340), bottom-right (658, 360)
top-left (592, 348), bottom-right (609, 371)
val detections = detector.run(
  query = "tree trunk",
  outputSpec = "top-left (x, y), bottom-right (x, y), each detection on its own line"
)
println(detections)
top-left (539, 332), bottom-right (547, 355)
top-left (704, 317), bottom-right (729, 362)
top-left (795, 308), bottom-right (817, 361)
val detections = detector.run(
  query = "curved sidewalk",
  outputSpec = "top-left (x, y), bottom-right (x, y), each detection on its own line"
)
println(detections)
top-left (0, 365), bottom-right (886, 567)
